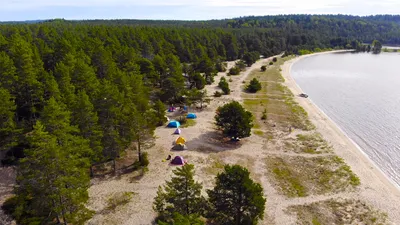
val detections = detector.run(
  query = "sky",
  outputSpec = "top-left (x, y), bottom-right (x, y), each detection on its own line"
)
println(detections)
top-left (1, 0), bottom-right (400, 21)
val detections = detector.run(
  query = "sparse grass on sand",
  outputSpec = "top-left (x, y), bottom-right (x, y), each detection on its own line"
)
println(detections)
top-left (265, 155), bottom-right (360, 197)
top-left (283, 132), bottom-right (333, 154)
top-left (243, 56), bottom-right (314, 132)
top-left (180, 119), bottom-right (197, 128)
top-left (288, 198), bottom-right (388, 225)
top-left (105, 192), bottom-right (135, 212)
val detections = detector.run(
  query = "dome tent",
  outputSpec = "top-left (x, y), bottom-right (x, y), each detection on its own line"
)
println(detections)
top-left (167, 120), bottom-right (180, 128)
top-left (174, 128), bottom-right (181, 134)
top-left (171, 156), bottom-right (185, 165)
top-left (175, 136), bottom-right (186, 145)
top-left (186, 113), bottom-right (197, 119)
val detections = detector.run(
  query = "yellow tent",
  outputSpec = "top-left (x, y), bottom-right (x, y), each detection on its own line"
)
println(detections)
top-left (175, 136), bottom-right (186, 145)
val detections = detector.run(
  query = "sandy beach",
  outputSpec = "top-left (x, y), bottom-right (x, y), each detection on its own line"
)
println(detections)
top-left (282, 51), bottom-right (400, 223)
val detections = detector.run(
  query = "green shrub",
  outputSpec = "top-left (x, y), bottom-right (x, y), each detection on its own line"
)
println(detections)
top-left (219, 77), bottom-right (230, 95)
top-left (246, 78), bottom-right (262, 93)
top-left (214, 91), bottom-right (222, 97)
top-left (140, 152), bottom-right (149, 167)
top-left (106, 192), bottom-right (134, 211)
top-left (261, 109), bottom-right (267, 120)
top-left (261, 65), bottom-right (267, 71)
top-left (229, 78), bottom-right (233, 82)
top-left (229, 66), bottom-right (241, 75)
top-left (269, 62), bottom-right (273, 65)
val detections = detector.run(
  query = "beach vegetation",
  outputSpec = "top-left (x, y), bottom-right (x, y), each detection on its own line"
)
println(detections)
top-left (266, 156), bottom-right (360, 197)
top-left (218, 76), bottom-right (230, 94)
top-left (215, 101), bottom-right (253, 139)
top-left (261, 65), bottom-right (267, 71)
top-left (288, 198), bottom-right (388, 225)
top-left (214, 91), bottom-right (222, 97)
top-left (207, 165), bottom-right (266, 225)
top-left (372, 40), bottom-right (383, 54)
top-left (229, 66), bottom-right (241, 75)
top-left (246, 78), bottom-right (262, 93)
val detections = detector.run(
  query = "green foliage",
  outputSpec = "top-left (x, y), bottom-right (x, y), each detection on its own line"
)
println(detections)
top-left (207, 165), bottom-right (266, 225)
top-left (214, 91), bottom-right (222, 97)
top-left (140, 152), bottom-right (150, 167)
top-left (218, 77), bottom-right (230, 95)
top-left (269, 61), bottom-right (273, 65)
top-left (372, 40), bottom-right (383, 54)
top-left (246, 78), bottom-right (262, 93)
top-left (228, 66), bottom-right (241, 75)
top-left (153, 100), bottom-right (167, 126)
top-left (298, 49), bottom-right (313, 55)
top-left (13, 121), bottom-right (93, 224)
top-left (106, 192), bottom-right (134, 212)
top-left (242, 51), bottom-right (260, 66)
top-left (261, 109), bottom-right (267, 120)
top-left (153, 164), bottom-right (206, 222)
top-left (216, 62), bottom-right (227, 72)
top-left (157, 213), bottom-right (205, 225)
top-left (260, 65), bottom-right (267, 71)
top-left (215, 101), bottom-right (253, 139)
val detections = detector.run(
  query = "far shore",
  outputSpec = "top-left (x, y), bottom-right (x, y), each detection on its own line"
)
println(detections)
top-left (282, 51), bottom-right (400, 223)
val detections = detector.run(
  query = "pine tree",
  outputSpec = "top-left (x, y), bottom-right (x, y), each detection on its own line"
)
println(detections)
top-left (15, 121), bottom-right (93, 224)
top-left (153, 164), bottom-right (206, 221)
top-left (0, 88), bottom-right (18, 155)
top-left (153, 100), bottom-right (167, 126)
top-left (72, 90), bottom-right (104, 163)
top-left (207, 165), bottom-right (266, 225)
top-left (0, 52), bottom-right (18, 92)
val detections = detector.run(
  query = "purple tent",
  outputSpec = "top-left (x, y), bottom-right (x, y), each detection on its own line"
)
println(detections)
top-left (171, 156), bottom-right (185, 165)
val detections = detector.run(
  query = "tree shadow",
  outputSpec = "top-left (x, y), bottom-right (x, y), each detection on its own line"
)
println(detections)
top-left (184, 131), bottom-right (244, 153)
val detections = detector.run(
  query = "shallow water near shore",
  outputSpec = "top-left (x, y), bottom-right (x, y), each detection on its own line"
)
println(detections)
top-left (291, 52), bottom-right (400, 187)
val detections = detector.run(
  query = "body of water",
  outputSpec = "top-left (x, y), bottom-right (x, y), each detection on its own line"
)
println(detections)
top-left (291, 52), bottom-right (400, 187)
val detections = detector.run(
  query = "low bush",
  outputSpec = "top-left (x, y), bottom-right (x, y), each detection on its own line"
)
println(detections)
top-left (229, 66), bottom-right (241, 75)
top-left (246, 78), bottom-right (262, 93)
top-left (269, 62), bottom-right (273, 65)
top-left (261, 65), bottom-right (267, 71)
top-left (140, 152), bottom-right (149, 167)
top-left (214, 91), bottom-right (222, 97)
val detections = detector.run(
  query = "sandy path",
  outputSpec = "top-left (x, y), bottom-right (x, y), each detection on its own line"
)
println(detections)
top-left (281, 52), bottom-right (400, 223)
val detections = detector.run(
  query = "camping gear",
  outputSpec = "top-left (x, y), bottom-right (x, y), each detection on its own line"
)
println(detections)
top-left (167, 120), bottom-right (181, 128)
top-left (168, 107), bottom-right (176, 112)
top-left (175, 136), bottom-right (186, 145)
top-left (171, 156), bottom-right (185, 165)
top-left (172, 144), bottom-right (188, 150)
top-left (186, 113), bottom-right (197, 119)
top-left (174, 128), bottom-right (181, 134)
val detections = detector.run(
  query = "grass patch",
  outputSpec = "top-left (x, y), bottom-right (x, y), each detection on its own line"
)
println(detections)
top-left (203, 154), bottom-right (225, 175)
top-left (288, 198), bottom-right (388, 225)
top-left (266, 155), bottom-right (360, 197)
top-left (253, 130), bottom-right (264, 136)
top-left (283, 133), bottom-right (333, 154)
top-left (243, 56), bottom-right (314, 133)
top-left (106, 191), bottom-right (135, 212)
top-left (180, 119), bottom-right (197, 128)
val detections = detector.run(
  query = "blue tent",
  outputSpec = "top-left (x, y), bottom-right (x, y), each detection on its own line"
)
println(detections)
top-left (186, 113), bottom-right (197, 119)
top-left (167, 120), bottom-right (181, 128)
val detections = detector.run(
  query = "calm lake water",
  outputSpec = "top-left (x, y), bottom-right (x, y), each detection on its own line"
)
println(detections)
top-left (291, 52), bottom-right (400, 187)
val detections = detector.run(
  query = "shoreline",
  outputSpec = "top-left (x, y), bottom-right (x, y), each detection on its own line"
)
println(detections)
top-left (281, 51), bottom-right (400, 223)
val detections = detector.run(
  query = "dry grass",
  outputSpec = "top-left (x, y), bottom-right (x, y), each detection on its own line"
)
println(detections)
top-left (288, 198), bottom-right (388, 225)
top-left (105, 192), bottom-right (135, 212)
top-left (265, 156), bottom-right (360, 197)
top-left (283, 133), bottom-right (333, 154)
top-left (202, 154), bottom-right (225, 175)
